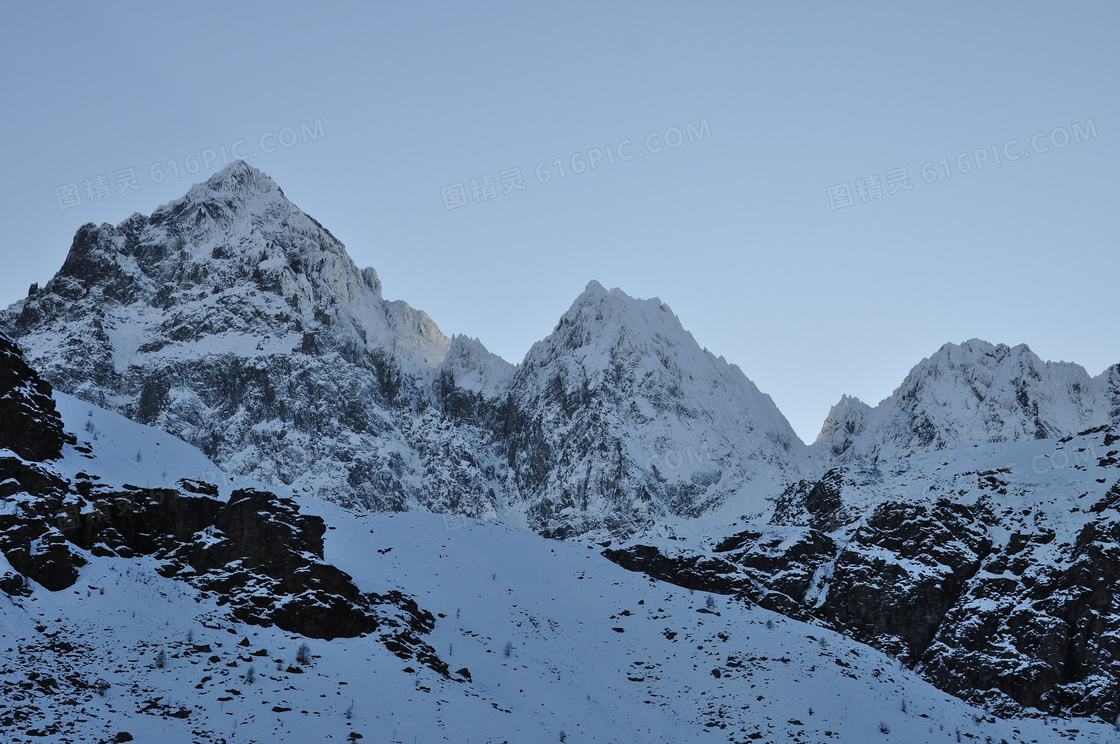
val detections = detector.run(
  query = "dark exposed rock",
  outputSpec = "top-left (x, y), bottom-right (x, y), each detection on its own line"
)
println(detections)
top-left (805, 470), bottom-right (847, 532)
top-left (0, 332), bottom-right (74, 461)
top-left (821, 499), bottom-right (991, 663)
top-left (0, 571), bottom-right (31, 596)
top-left (602, 544), bottom-right (747, 598)
top-left (919, 511), bottom-right (1120, 721)
top-left (713, 527), bottom-right (837, 615)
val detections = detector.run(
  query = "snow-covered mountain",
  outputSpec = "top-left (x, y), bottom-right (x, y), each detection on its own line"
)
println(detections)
top-left (505, 280), bottom-right (813, 538)
top-left (814, 339), bottom-right (1120, 461)
top-left (8, 164), bottom-right (1116, 544)
top-left (2, 330), bottom-right (1114, 742)
top-left (4, 161), bottom-right (1120, 734)
top-left (1, 161), bottom-right (816, 540)
top-left (4, 160), bottom-right (465, 514)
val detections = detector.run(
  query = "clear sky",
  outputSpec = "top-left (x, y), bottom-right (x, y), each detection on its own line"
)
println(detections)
top-left (1, 2), bottom-right (1116, 442)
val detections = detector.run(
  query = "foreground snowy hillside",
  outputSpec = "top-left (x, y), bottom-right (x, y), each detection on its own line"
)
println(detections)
top-left (3, 422), bottom-right (1112, 743)
top-left (2, 334), bottom-right (1114, 742)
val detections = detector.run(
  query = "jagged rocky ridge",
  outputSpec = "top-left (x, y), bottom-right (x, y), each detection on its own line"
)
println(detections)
top-left (1, 161), bottom-right (814, 540)
top-left (813, 339), bottom-right (1120, 462)
top-left (6, 164), bottom-right (1116, 540)
top-left (0, 330), bottom-right (452, 677)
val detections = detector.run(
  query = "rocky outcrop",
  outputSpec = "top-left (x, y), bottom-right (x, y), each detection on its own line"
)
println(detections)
top-left (918, 489), bottom-right (1120, 719)
top-left (0, 332), bottom-right (73, 461)
top-left (821, 499), bottom-right (991, 662)
top-left (4, 469), bottom-right (453, 671)
top-left (601, 544), bottom-right (747, 598)
top-left (711, 527), bottom-right (837, 616)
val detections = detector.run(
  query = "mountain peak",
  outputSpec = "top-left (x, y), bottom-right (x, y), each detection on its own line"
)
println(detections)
top-left (510, 281), bottom-right (812, 537)
top-left (814, 394), bottom-right (872, 457)
top-left (436, 335), bottom-right (515, 401)
top-left (814, 339), bottom-right (1113, 462)
top-left (197, 159), bottom-right (280, 198)
top-left (933, 339), bottom-right (1036, 369)
top-left (572, 280), bottom-right (669, 311)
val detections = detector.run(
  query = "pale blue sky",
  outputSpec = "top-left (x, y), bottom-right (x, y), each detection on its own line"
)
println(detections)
top-left (1, 1), bottom-right (1116, 441)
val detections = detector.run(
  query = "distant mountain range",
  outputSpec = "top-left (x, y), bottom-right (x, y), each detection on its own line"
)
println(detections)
top-left (4, 161), bottom-right (1115, 541)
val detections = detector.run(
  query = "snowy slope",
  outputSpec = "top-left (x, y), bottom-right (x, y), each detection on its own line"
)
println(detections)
top-left (609, 422), bottom-right (1120, 722)
top-left (3, 393), bottom-right (1115, 742)
top-left (814, 339), bottom-right (1119, 461)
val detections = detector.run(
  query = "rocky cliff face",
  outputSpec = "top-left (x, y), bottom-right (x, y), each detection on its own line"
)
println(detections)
top-left (0, 333), bottom-right (73, 462)
top-left (2, 162), bottom-right (519, 524)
